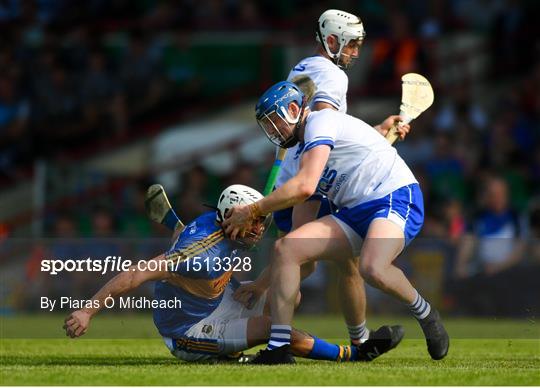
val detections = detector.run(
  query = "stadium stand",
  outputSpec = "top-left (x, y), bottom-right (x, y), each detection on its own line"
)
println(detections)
top-left (0, 0), bottom-right (538, 317)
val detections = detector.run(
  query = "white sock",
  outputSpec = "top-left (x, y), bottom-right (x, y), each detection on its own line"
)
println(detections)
top-left (408, 290), bottom-right (431, 320)
top-left (268, 324), bottom-right (291, 350)
top-left (348, 321), bottom-right (369, 344)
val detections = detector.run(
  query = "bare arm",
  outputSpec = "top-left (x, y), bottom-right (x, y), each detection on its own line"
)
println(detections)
top-left (63, 254), bottom-right (171, 337)
top-left (223, 146), bottom-right (330, 239)
top-left (292, 200), bottom-right (321, 228)
top-left (257, 146), bottom-right (330, 215)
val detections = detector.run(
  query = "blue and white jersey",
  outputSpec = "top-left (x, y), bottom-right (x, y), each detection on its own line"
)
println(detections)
top-left (153, 211), bottom-right (236, 338)
top-left (276, 55), bottom-right (348, 189)
top-left (301, 109), bottom-right (417, 209)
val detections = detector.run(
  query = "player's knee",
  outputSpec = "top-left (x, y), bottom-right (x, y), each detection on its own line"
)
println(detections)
top-left (274, 237), bottom-right (300, 264)
top-left (359, 260), bottom-right (386, 288)
top-left (273, 238), bottom-right (287, 264)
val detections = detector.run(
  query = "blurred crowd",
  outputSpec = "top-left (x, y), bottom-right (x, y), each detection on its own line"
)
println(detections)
top-left (1, 0), bottom-right (537, 182)
top-left (1, 0), bottom-right (539, 316)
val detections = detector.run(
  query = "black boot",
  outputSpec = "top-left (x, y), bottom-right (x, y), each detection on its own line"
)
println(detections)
top-left (250, 345), bottom-right (296, 365)
top-left (419, 309), bottom-right (449, 360)
top-left (356, 325), bottom-right (405, 361)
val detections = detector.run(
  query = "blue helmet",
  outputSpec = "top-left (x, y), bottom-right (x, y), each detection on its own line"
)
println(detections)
top-left (255, 81), bottom-right (305, 148)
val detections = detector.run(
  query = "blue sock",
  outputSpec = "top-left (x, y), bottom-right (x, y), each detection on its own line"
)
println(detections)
top-left (308, 337), bottom-right (359, 362)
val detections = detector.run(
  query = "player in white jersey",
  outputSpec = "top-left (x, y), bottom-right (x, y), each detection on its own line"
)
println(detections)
top-left (236, 9), bottom-right (410, 347)
top-left (223, 81), bottom-right (449, 364)
top-left (279, 9), bottom-right (409, 195)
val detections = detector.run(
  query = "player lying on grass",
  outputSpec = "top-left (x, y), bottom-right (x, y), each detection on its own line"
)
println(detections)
top-left (63, 184), bottom-right (402, 363)
top-left (223, 82), bottom-right (450, 364)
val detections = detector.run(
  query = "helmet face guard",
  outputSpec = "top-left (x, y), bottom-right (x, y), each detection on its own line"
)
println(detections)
top-left (334, 39), bottom-right (363, 70)
top-left (255, 81), bottom-right (305, 149)
top-left (256, 109), bottom-right (300, 148)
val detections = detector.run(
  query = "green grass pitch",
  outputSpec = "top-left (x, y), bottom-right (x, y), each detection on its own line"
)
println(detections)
top-left (1, 314), bottom-right (539, 385)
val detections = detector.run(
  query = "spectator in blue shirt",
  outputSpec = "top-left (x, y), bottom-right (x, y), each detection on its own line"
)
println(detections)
top-left (455, 176), bottom-right (525, 278)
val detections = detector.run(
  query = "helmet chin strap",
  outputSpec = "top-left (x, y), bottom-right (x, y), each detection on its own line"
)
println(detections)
top-left (281, 100), bottom-right (306, 149)
top-left (317, 23), bottom-right (342, 67)
top-left (324, 40), bottom-right (348, 69)
top-left (281, 135), bottom-right (299, 149)
top-left (337, 51), bottom-right (357, 70)
top-left (319, 34), bottom-right (360, 70)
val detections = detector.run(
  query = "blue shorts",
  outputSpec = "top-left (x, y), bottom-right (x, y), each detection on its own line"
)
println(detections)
top-left (274, 196), bottom-right (333, 233)
top-left (334, 184), bottom-right (424, 247)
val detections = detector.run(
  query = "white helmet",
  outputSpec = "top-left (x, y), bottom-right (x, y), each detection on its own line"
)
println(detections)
top-left (216, 184), bottom-right (264, 223)
top-left (316, 9), bottom-right (366, 69)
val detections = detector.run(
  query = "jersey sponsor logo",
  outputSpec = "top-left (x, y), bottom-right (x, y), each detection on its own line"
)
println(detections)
top-left (333, 173), bottom-right (348, 194)
top-left (202, 324), bottom-right (213, 334)
top-left (318, 167), bottom-right (337, 194)
top-left (293, 63), bottom-right (306, 72)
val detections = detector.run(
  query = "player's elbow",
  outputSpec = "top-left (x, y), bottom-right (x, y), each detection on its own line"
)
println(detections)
top-left (296, 183), bottom-right (316, 201)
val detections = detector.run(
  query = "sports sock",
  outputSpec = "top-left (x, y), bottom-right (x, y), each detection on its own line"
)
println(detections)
top-left (308, 337), bottom-right (359, 362)
top-left (267, 325), bottom-right (291, 350)
top-left (408, 289), bottom-right (431, 320)
top-left (347, 321), bottom-right (369, 345)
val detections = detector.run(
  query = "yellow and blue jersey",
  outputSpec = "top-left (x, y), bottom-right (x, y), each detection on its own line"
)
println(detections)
top-left (153, 211), bottom-right (238, 338)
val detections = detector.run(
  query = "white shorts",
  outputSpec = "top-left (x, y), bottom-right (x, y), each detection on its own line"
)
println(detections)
top-left (162, 282), bottom-right (267, 362)
top-left (332, 215), bottom-right (364, 256)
